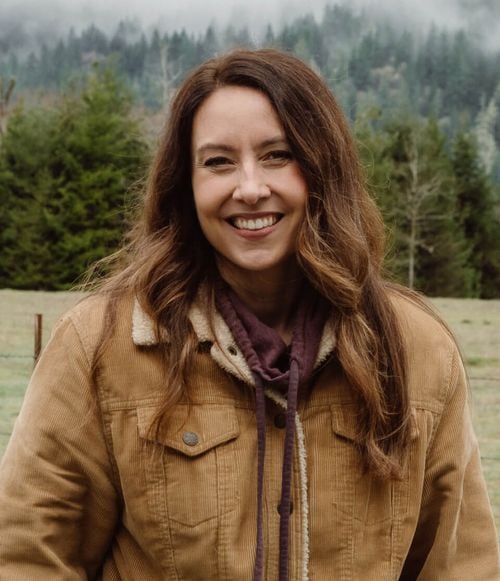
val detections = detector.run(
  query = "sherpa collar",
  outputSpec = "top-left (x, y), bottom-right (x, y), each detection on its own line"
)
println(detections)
top-left (131, 293), bottom-right (336, 386)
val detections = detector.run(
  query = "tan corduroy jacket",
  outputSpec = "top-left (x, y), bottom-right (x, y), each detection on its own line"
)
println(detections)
top-left (0, 292), bottom-right (499, 580)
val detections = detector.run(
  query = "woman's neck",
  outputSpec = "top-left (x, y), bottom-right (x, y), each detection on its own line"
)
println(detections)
top-left (216, 258), bottom-right (304, 343)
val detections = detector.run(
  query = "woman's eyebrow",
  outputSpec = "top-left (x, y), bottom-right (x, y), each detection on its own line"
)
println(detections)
top-left (195, 143), bottom-right (236, 158)
top-left (195, 135), bottom-right (288, 158)
top-left (258, 136), bottom-right (288, 148)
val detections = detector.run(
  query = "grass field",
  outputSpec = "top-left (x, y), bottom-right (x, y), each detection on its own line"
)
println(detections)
top-left (1, 289), bottom-right (499, 537)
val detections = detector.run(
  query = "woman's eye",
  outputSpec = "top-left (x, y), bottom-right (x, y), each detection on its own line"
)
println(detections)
top-left (264, 150), bottom-right (293, 163)
top-left (203, 156), bottom-right (233, 168)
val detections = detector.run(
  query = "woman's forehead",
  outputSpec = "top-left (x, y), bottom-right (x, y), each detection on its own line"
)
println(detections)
top-left (191, 86), bottom-right (286, 152)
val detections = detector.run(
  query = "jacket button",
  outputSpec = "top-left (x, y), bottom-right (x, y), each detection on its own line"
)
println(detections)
top-left (228, 345), bottom-right (238, 356)
top-left (277, 501), bottom-right (293, 515)
top-left (182, 431), bottom-right (199, 446)
top-left (274, 413), bottom-right (286, 429)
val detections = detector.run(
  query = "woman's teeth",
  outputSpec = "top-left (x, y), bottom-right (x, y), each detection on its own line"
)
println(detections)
top-left (233, 215), bottom-right (279, 231)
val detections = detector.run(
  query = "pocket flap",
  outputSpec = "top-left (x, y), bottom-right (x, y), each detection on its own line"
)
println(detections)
top-left (331, 404), bottom-right (361, 442)
top-left (331, 405), bottom-right (420, 442)
top-left (137, 404), bottom-right (239, 457)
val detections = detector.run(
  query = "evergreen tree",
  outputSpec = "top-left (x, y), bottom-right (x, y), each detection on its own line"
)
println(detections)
top-left (197, 26), bottom-right (219, 62)
top-left (0, 67), bottom-right (149, 289)
top-left (408, 120), bottom-right (476, 296)
top-left (360, 116), bottom-right (476, 295)
top-left (0, 77), bottom-right (15, 138)
top-left (0, 107), bottom-right (59, 288)
top-left (475, 97), bottom-right (498, 174)
top-left (46, 67), bottom-right (150, 287)
top-left (263, 24), bottom-right (275, 46)
top-left (452, 133), bottom-right (500, 297)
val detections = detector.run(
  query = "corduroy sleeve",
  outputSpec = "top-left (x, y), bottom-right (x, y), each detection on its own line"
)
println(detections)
top-left (0, 314), bottom-right (119, 579)
top-left (401, 347), bottom-right (500, 580)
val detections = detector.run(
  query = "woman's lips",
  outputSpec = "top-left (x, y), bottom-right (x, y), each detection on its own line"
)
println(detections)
top-left (225, 213), bottom-right (283, 239)
top-left (227, 212), bottom-right (283, 230)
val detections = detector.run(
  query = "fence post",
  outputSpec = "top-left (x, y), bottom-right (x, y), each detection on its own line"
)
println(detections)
top-left (34, 313), bottom-right (43, 367)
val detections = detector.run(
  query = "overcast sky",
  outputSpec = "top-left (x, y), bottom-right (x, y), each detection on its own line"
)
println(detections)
top-left (1, 0), bottom-right (498, 49)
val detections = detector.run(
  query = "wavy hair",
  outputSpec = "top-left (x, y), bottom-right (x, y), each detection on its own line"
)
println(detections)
top-left (94, 49), bottom-right (416, 479)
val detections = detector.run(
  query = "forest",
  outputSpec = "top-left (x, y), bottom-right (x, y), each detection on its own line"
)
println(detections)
top-left (0, 4), bottom-right (499, 296)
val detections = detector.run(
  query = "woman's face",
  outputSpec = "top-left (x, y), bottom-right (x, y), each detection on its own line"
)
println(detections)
top-left (191, 85), bottom-right (308, 280)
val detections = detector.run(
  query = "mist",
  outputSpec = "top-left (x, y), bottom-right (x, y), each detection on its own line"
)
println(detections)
top-left (1, 0), bottom-right (499, 52)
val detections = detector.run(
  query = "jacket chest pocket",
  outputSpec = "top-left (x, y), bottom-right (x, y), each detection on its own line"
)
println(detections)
top-left (330, 405), bottom-right (419, 524)
top-left (137, 404), bottom-right (240, 528)
top-left (330, 404), bottom-right (393, 525)
top-left (308, 404), bottom-right (420, 579)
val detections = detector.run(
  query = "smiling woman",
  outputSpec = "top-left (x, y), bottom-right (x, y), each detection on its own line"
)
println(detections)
top-left (0, 49), bottom-right (499, 580)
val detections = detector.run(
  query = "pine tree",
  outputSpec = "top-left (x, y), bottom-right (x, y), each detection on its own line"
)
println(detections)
top-left (45, 66), bottom-right (149, 288)
top-left (0, 107), bottom-right (59, 288)
top-left (0, 67), bottom-right (149, 289)
top-left (360, 116), bottom-right (476, 296)
top-left (409, 120), bottom-right (476, 296)
top-left (0, 77), bottom-right (15, 138)
top-left (452, 132), bottom-right (500, 297)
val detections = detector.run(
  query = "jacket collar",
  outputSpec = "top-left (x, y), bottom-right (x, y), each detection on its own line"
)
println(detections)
top-left (132, 294), bottom-right (336, 386)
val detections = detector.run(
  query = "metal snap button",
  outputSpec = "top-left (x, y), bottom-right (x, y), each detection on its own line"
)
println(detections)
top-left (274, 413), bottom-right (287, 429)
top-left (182, 431), bottom-right (199, 446)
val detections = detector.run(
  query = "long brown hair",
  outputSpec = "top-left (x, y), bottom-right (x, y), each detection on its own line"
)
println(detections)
top-left (93, 49), bottom-right (416, 479)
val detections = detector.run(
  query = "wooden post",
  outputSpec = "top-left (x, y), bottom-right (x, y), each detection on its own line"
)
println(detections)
top-left (34, 314), bottom-right (43, 366)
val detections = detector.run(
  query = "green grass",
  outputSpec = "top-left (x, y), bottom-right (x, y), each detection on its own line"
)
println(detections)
top-left (1, 290), bottom-right (499, 538)
top-left (0, 290), bottom-right (85, 452)
top-left (428, 298), bottom-right (500, 539)
top-left (466, 356), bottom-right (500, 367)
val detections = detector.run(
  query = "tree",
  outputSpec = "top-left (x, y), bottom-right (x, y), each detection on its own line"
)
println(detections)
top-left (0, 67), bottom-right (149, 289)
top-left (263, 24), bottom-right (275, 46)
top-left (402, 121), bottom-right (475, 296)
top-left (0, 77), bottom-right (15, 138)
top-left (197, 26), bottom-right (219, 62)
top-left (46, 67), bottom-right (150, 287)
top-left (474, 97), bottom-right (498, 175)
top-left (452, 132), bottom-right (500, 297)
top-left (0, 107), bottom-right (59, 288)
top-left (358, 115), bottom-right (476, 296)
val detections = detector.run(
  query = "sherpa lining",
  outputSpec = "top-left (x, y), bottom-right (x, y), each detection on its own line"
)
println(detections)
top-left (131, 296), bottom-right (336, 379)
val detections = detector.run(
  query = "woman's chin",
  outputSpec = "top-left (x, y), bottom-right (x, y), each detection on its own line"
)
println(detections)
top-left (215, 252), bottom-right (299, 281)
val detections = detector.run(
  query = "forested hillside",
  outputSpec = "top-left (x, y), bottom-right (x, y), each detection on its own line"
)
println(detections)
top-left (2, 6), bottom-right (499, 159)
top-left (0, 4), bottom-right (499, 295)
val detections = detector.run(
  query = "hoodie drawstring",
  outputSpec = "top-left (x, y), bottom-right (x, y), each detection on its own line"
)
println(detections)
top-left (252, 359), bottom-right (300, 581)
top-left (278, 358), bottom-right (300, 581)
top-left (253, 373), bottom-right (267, 581)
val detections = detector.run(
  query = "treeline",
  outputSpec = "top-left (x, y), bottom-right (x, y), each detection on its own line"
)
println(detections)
top-left (0, 68), bottom-right (498, 296)
top-left (1, 6), bottom-right (500, 180)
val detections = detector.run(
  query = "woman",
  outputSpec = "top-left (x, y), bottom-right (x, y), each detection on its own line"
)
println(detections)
top-left (0, 49), bottom-right (498, 580)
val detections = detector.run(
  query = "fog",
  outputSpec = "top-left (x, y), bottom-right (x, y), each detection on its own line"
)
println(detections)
top-left (1, 0), bottom-right (499, 51)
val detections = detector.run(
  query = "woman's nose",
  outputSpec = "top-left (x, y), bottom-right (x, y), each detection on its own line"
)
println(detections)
top-left (232, 165), bottom-right (271, 205)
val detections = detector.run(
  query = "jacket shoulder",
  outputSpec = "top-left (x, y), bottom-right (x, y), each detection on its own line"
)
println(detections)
top-left (55, 292), bottom-right (135, 365)
top-left (390, 292), bottom-right (463, 411)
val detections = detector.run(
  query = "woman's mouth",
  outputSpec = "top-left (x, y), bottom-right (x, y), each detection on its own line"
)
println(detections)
top-left (229, 214), bottom-right (283, 231)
